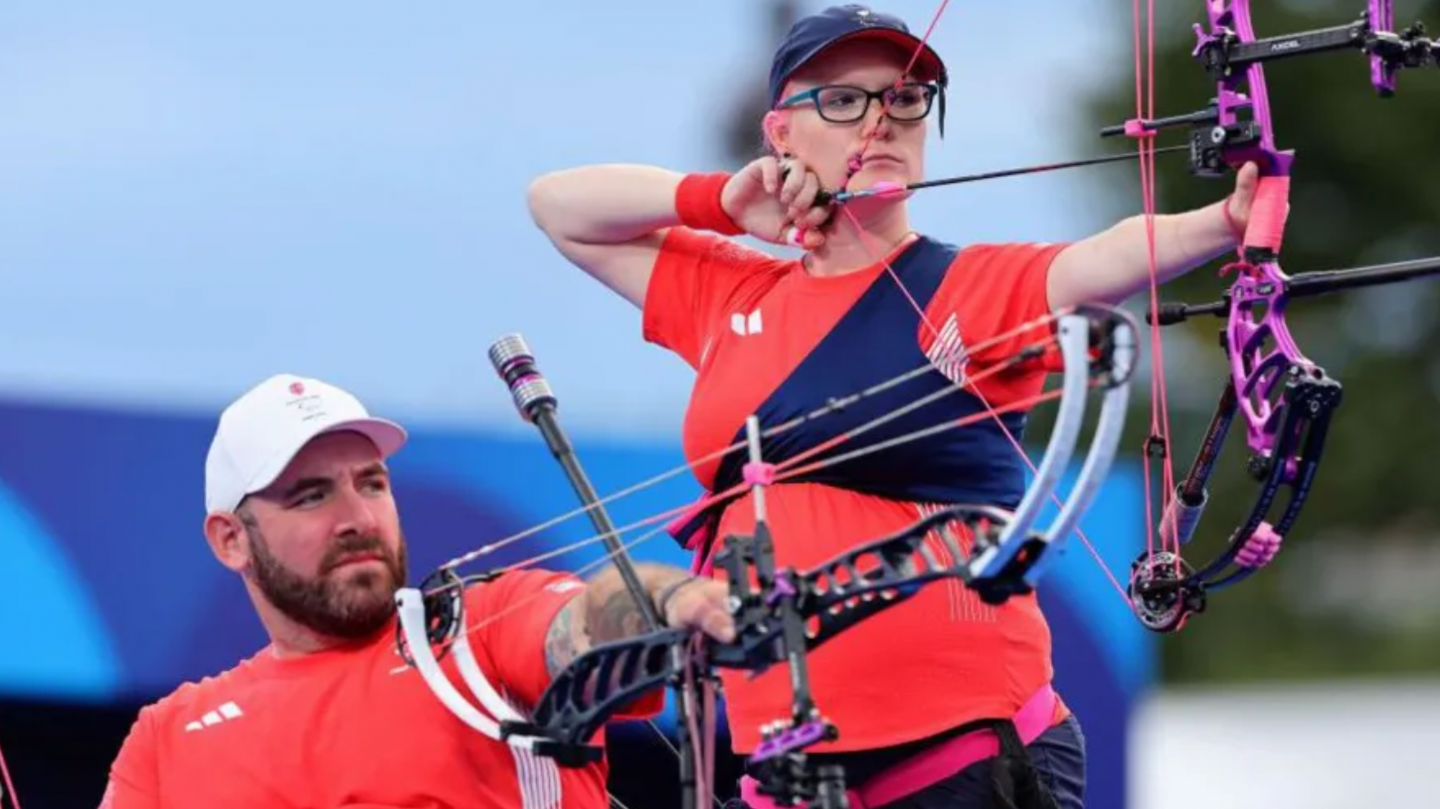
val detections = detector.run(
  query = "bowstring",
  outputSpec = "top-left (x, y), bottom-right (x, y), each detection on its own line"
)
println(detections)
top-left (436, 444), bottom-right (738, 571)
top-left (831, 4), bottom-right (1135, 607)
top-left (679, 635), bottom-right (717, 809)
top-left (429, 303), bottom-right (1077, 585)
top-left (838, 0), bottom-right (953, 191)
top-left (0, 744), bottom-right (18, 809)
top-left (445, 345), bottom-right (1075, 642)
top-left (836, 208), bottom-right (1132, 606)
top-left (1131, 0), bottom-right (1180, 570)
top-left (782, 387), bottom-right (1064, 480)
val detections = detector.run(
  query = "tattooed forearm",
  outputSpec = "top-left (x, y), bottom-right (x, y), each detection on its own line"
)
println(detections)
top-left (586, 587), bottom-right (651, 645)
top-left (543, 598), bottom-right (584, 678)
top-left (540, 564), bottom-right (695, 681)
top-left (580, 563), bottom-right (690, 645)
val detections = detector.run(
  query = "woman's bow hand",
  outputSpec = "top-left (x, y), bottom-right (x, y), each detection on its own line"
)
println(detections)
top-left (1224, 161), bottom-right (1261, 240)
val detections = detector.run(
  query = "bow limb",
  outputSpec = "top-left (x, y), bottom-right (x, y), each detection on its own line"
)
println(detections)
top-left (812, 0), bottom-right (1145, 613)
top-left (965, 309), bottom-right (1137, 595)
top-left (395, 577), bottom-right (543, 747)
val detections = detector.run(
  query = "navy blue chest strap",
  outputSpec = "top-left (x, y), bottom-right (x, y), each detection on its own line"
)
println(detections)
top-left (669, 237), bottom-right (1031, 570)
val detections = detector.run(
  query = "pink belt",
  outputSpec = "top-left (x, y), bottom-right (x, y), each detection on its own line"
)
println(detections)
top-left (739, 684), bottom-right (1058, 809)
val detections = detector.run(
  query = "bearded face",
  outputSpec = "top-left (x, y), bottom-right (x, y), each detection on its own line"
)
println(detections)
top-left (243, 514), bottom-right (409, 640)
top-left (220, 430), bottom-right (411, 643)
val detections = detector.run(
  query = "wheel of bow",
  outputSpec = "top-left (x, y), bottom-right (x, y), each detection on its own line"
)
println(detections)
top-left (388, 3), bottom-right (1440, 809)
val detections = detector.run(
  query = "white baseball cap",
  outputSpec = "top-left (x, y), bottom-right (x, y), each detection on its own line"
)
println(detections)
top-left (204, 374), bottom-right (408, 514)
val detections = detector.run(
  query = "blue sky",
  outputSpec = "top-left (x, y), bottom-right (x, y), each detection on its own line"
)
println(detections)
top-left (0, 0), bottom-right (1134, 437)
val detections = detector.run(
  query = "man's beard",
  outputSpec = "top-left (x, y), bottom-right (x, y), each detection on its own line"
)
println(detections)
top-left (245, 524), bottom-right (409, 641)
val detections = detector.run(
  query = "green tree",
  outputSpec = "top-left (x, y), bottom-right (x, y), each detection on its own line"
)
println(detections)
top-left (1072, 0), bottom-right (1440, 684)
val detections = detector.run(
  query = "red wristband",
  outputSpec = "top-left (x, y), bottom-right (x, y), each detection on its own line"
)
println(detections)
top-left (675, 172), bottom-right (745, 236)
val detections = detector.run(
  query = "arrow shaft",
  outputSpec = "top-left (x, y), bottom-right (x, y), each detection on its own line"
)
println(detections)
top-left (824, 144), bottom-right (1191, 203)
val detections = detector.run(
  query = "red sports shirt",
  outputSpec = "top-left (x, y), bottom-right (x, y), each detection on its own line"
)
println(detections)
top-left (102, 569), bottom-right (662, 809)
top-left (644, 228), bottom-right (1072, 754)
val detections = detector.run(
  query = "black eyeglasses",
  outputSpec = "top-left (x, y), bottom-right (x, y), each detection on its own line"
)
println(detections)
top-left (775, 81), bottom-right (939, 124)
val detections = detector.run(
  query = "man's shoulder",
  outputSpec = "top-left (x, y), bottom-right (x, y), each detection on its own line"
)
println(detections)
top-left (460, 569), bottom-right (584, 605)
top-left (135, 649), bottom-right (269, 734)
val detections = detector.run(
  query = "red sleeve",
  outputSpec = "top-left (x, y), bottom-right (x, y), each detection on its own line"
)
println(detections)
top-left (101, 707), bottom-right (160, 809)
top-left (468, 569), bottom-right (667, 721)
top-left (921, 242), bottom-right (1072, 405)
top-left (467, 568), bottom-right (587, 710)
top-left (642, 228), bottom-right (784, 368)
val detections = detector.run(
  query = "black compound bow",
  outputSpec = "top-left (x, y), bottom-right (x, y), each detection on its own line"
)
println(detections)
top-left (394, 305), bottom-right (1136, 809)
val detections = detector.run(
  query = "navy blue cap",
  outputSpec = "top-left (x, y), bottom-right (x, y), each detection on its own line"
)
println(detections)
top-left (767, 4), bottom-right (948, 109)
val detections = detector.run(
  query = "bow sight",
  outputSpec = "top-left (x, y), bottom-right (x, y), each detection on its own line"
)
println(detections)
top-left (1101, 6), bottom-right (1439, 178)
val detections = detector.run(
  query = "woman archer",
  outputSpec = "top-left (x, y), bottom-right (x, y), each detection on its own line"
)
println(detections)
top-left (526, 4), bottom-right (1257, 808)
